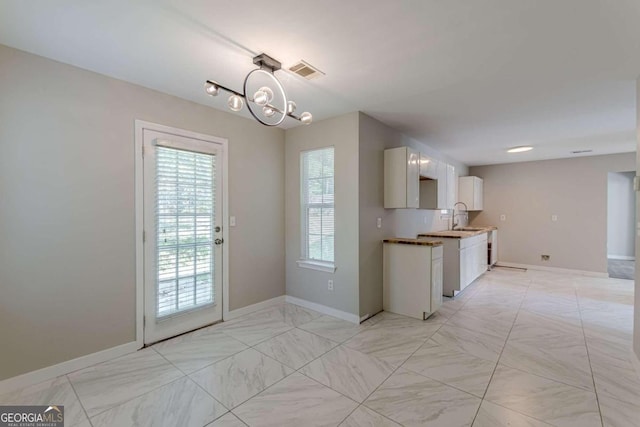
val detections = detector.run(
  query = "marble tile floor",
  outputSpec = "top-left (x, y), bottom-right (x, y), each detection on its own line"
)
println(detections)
top-left (1, 268), bottom-right (638, 426)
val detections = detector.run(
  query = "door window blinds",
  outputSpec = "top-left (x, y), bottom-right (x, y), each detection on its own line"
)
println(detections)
top-left (301, 147), bottom-right (335, 263)
top-left (155, 147), bottom-right (215, 317)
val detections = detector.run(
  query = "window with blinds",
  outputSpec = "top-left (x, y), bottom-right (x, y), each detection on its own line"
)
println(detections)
top-left (155, 147), bottom-right (215, 318)
top-left (301, 147), bottom-right (335, 263)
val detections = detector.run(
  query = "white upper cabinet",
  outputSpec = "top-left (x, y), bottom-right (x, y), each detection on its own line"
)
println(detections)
top-left (458, 176), bottom-right (483, 211)
top-left (384, 147), bottom-right (420, 208)
top-left (419, 154), bottom-right (438, 179)
top-left (419, 160), bottom-right (456, 210)
top-left (446, 163), bottom-right (457, 209)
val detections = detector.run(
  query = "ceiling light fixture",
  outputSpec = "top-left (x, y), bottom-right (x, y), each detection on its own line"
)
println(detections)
top-left (507, 146), bottom-right (533, 153)
top-left (204, 53), bottom-right (312, 127)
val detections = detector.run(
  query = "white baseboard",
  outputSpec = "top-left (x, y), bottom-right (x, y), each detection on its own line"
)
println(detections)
top-left (0, 296), bottom-right (285, 394)
top-left (495, 262), bottom-right (609, 278)
top-left (608, 255), bottom-right (636, 261)
top-left (632, 349), bottom-right (640, 382)
top-left (224, 295), bottom-right (286, 321)
top-left (0, 341), bottom-right (140, 394)
top-left (285, 295), bottom-right (360, 324)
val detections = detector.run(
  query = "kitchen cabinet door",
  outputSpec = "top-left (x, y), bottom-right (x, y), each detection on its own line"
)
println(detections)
top-left (437, 162), bottom-right (448, 209)
top-left (419, 154), bottom-right (438, 179)
top-left (446, 164), bottom-right (456, 209)
top-left (431, 256), bottom-right (443, 312)
top-left (407, 149), bottom-right (420, 208)
top-left (458, 176), bottom-right (483, 211)
top-left (384, 147), bottom-right (420, 208)
top-left (474, 177), bottom-right (483, 210)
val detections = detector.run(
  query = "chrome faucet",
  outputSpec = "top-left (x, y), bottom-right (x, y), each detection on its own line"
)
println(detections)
top-left (451, 202), bottom-right (468, 230)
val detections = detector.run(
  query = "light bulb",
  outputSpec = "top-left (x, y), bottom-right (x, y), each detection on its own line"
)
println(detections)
top-left (300, 112), bottom-right (313, 124)
top-left (262, 106), bottom-right (275, 117)
top-left (228, 95), bottom-right (244, 111)
top-left (253, 90), bottom-right (268, 106)
top-left (259, 86), bottom-right (274, 103)
top-left (287, 101), bottom-right (297, 114)
top-left (204, 81), bottom-right (219, 96)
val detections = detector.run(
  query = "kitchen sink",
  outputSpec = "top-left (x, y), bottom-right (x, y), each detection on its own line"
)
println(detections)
top-left (455, 227), bottom-right (486, 231)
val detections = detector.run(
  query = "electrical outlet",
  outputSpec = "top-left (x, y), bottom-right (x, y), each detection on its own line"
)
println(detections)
top-left (327, 280), bottom-right (334, 291)
top-left (551, 215), bottom-right (558, 222)
top-left (541, 254), bottom-right (550, 261)
top-left (376, 218), bottom-right (382, 229)
top-left (500, 214), bottom-right (507, 221)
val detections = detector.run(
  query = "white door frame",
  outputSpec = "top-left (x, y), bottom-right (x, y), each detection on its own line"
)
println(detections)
top-left (134, 120), bottom-right (229, 348)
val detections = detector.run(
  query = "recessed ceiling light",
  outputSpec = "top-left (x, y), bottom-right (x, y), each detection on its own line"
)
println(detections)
top-left (507, 146), bottom-right (533, 153)
top-left (571, 149), bottom-right (593, 154)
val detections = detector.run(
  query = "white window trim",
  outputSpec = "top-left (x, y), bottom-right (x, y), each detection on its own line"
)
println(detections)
top-left (296, 259), bottom-right (337, 273)
top-left (134, 120), bottom-right (229, 348)
top-left (299, 147), bottom-right (335, 270)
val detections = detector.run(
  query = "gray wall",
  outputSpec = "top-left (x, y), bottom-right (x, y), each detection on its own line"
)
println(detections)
top-left (0, 45), bottom-right (285, 380)
top-left (358, 113), bottom-right (400, 318)
top-left (607, 172), bottom-right (635, 259)
top-left (470, 153), bottom-right (635, 273)
top-left (285, 113), bottom-right (360, 315)
top-left (285, 112), bottom-right (469, 319)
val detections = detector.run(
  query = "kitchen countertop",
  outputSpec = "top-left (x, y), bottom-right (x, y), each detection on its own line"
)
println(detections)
top-left (418, 225), bottom-right (497, 239)
top-left (383, 238), bottom-right (443, 246)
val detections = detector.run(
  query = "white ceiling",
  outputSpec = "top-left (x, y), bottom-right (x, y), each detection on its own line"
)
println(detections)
top-left (1, 0), bottom-right (639, 166)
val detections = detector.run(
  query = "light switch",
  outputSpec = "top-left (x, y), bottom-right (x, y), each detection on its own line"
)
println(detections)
top-left (500, 214), bottom-right (507, 221)
top-left (230, 216), bottom-right (236, 227)
top-left (376, 217), bottom-right (382, 229)
top-left (551, 215), bottom-right (558, 222)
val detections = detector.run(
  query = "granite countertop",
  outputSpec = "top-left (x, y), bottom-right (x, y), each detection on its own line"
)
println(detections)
top-left (418, 225), bottom-right (497, 239)
top-left (383, 238), bottom-right (443, 246)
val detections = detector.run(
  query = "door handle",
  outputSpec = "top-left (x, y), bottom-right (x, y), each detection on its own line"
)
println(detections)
top-left (215, 238), bottom-right (224, 245)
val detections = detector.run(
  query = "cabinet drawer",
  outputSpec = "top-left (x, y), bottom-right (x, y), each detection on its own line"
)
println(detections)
top-left (459, 233), bottom-right (487, 249)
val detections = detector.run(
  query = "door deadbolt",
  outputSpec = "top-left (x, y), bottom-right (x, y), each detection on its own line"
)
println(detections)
top-left (215, 226), bottom-right (221, 232)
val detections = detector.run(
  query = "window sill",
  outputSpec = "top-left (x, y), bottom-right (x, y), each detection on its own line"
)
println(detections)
top-left (297, 260), bottom-right (336, 273)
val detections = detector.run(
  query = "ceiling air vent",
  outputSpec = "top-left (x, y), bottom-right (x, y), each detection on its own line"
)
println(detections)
top-left (571, 149), bottom-right (593, 154)
top-left (288, 60), bottom-right (325, 80)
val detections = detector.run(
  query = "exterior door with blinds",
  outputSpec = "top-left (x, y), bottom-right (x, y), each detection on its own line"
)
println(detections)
top-left (143, 129), bottom-right (224, 344)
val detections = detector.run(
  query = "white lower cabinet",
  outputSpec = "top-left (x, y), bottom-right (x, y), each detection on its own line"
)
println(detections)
top-left (437, 233), bottom-right (488, 297)
top-left (383, 243), bottom-right (444, 320)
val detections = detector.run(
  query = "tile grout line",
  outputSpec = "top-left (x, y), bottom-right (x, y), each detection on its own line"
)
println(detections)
top-left (574, 283), bottom-right (605, 427)
top-left (471, 274), bottom-right (600, 427)
top-left (153, 307), bottom-right (345, 425)
top-left (292, 313), bottom-right (449, 425)
top-left (63, 348), bottom-right (189, 420)
top-left (149, 346), bottom-right (232, 424)
top-left (333, 316), bottom-right (453, 426)
top-left (78, 373), bottom-right (187, 420)
top-left (335, 279), bottom-right (487, 425)
top-left (338, 319), bottom-right (450, 425)
top-left (64, 375), bottom-right (94, 427)
top-left (469, 274), bottom-right (532, 426)
top-left (173, 308), bottom-right (333, 423)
